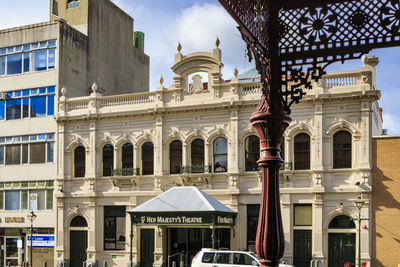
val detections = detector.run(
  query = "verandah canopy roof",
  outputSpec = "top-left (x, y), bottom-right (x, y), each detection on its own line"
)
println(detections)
top-left (128, 186), bottom-right (236, 226)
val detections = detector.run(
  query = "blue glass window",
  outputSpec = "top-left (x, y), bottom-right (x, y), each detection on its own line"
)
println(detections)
top-left (32, 50), bottom-right (47, 71)
top-left (6, 47), bottom-right (13, 53)
top-left (15, 46), bottom-right (23, 52)
top-left (23, 44), bottom-right (30, 51)
top-left (47, 86), bottom-right (55, 94)
top-left (7, 92), bottom-right (13, 98)
top-left (47, 95), bottom-right (55, 116)
top-left (39, 87), bottom-right (46, 94)
top-left (47, 142), bottom-right (54, 162)
top-left (22, 89), bottom-right (30, 96)
top-left (48, 49), bottom-right (55, 69)
top-left (6, 99), bottom-right (21, 120)
top-left (15, 91), bottom-right (21, 97)
top-left (31, 89), bottom-right (38, 95)
top-left (30, 96), bottom-right (46, 117)
top-left (5, 191), bottom-right (20, 210)
top-left (23, 53), bottom-right (30, 72)
top-left (0, 48), bottom-right (6, 55)
top-left (48, 41), bottom-right (56, 48)
top-left (0, 57), bottom-right (5, 75)
top-left (0, 101), bottom-right (4, 120)
top-left (7, 54), bottom-right (22, 75)
top-left (23, 98), bottom-right (29, 118)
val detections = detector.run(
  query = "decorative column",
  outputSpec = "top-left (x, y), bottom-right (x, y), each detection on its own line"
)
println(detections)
top-left (312, 194), bottom-right (324, 262)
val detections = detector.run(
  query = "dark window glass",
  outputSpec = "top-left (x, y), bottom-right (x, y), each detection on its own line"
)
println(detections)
top-left (6, 145), bottom-right (20, 165)
top-left (6, 99), bottom-right (21, 120)
top-left (142, 142), bottom-right (154, 175)
top-left (23, 98), bottom-right (29, 118)
top-left (5, 191), bottom-right (20, 210)
top-left (47, 142), bottom-right (54, 162)
top-left (215, 253), bottom-right (230, 264)
top-left (191, 139), bottom-right (204, 172)
top-left (22, 144), bottom-right (28, 164)
top-left (74, 146), bottom-right (86, 177)
top-left (30, 96), bottom-right (46, 117)
top-left (213, 137), bottom-right (227, 172)
top-left (233, 253), bottom-right (257, 265)
top-left (102, 144), bottom-right (114, 177)
top-left (32, 50), bottom-right (47, 71)
top-left (23, 53), bottom-right (30, 72)
top-left (70, 216), bottom-right (88, 227)
top-left (104, 206), bottom-right (126, 250)
top-left (333, 131), bottom-right (352, 169)
top-left (48, 49), bottom-right (55, 69)
top-left (7, 54), bottom-right (22, 75)
top-left (30, 143), bottom-right (46, 164)
top-left (0, 56), bottom-right (5, 75)
top-left (121, 143), bottom-right (133, 169)
top-left (245, 135), bottom-right (259, 171)
top-left (294, 133), bottom-right (310, 170)
top-left (170, 140), bottom-right (182, 174)
top-left (202, 252), bottom-right (215, 263)
top-left (329, 215), bottom-right (355, 229)
top-left (247, 204), bottom-right (260, 252)
top-left (0, 146), bottom-right (4, 165)
top-left (0, 100), bottom-right (4, 120)
top-left (46, 189), bottom-right (53, 210)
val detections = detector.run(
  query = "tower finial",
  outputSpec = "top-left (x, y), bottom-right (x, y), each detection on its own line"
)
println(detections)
top-left (177, 42), bottom-right (182, 53)
top-left (215, 37), bottom-right (220, 48)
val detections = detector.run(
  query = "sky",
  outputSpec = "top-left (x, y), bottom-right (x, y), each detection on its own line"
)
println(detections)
top-left (1, 0), bottom-right (400, 134)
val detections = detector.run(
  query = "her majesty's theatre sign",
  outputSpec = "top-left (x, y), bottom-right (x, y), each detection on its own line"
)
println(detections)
top-left (131, 213), bottom-right (235, 226)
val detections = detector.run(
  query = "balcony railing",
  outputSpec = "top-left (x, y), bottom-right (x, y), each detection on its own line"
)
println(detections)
top-left (112, 168), bottom-right (140, 176)
top-left (181, 165), bottom-right (211, 174)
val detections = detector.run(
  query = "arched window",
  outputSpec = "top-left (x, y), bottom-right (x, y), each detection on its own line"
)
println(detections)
top-left (294, 133), bottom-right (310, 170)
top-left (102, 144), bottom-right (113, 177)
top-left (74, 146), bottom-right (85, 178)
top-left (70, 216), bottom-right (88, 227)
top-left (121, 143), bottom-right (133, 169)
top-left (213, 137), bottom-right (227, 172)
top-left (142, 142), bottom-right (154, 175)
top-left (329, 215), bottom-right (355, 229)
top-left (245, 135), bottom-right (259, 171)
top-left (333, 131), bottom-right (352, 169)
top-left (191, 139), bottom-right (204, 173)
top-left (170, 140), bottom-right (182, 174)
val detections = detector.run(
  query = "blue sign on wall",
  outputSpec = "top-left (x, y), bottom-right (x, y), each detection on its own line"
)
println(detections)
top-left (27, 236), bottom-right (55, 248)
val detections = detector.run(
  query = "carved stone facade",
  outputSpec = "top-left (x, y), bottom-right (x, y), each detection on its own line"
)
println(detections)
top-left (55, 43), bottom-right (382, 267)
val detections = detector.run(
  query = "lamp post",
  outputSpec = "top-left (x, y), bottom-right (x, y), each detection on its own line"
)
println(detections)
top-left (27, 211), bottom-right (37, 267)
top-left (215, 1), bottom-right (400, 266)
top-left (354, 196), bottom-right (367, 267)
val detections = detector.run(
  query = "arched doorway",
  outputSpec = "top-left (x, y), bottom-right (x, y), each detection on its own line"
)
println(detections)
top-left (70, 216), bottom-right (88, 267)
top-left (328, 215), bottom-right (356, 267)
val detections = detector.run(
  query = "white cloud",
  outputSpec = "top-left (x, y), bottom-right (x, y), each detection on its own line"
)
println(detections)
top-left (382, 113), bottom-right (400, 135)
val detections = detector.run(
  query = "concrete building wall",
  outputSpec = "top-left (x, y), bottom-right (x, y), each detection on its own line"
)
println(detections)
top-left (372, 135), bottom-right (400, 267)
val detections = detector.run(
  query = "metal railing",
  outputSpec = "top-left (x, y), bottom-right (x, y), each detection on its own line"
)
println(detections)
top-left (112, 168), bottom-right (140, 176)
top-left (181, 165), bottom-right (211, 173)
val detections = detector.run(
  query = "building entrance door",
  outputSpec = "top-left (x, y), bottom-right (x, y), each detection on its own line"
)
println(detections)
top-left (293, 230), bottom-right (312, 267)
top-left (3, 237), bottom-right (21, 267)
top-left (70, 230), bottom-right (87, 267)
top-left (328, 233), bottom-right (356, 267)
top-left (140, 229), bottom-right (154, 267)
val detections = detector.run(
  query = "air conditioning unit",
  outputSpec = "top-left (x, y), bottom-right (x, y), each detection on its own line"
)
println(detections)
top-left (0, 93), bottom-right (7, 100)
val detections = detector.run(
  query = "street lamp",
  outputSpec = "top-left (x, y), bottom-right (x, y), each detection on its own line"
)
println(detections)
top-left (354, 196), bottom-right (367, 267)
top-left (27, 211), bottom-right (37, 267)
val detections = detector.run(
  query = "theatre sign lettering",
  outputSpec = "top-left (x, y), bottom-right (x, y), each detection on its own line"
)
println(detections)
top-left (131, 213), bottom-right (235, 226)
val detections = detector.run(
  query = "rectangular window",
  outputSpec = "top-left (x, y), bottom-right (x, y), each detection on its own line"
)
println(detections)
top-left (0, 146), bottom-right (4, 164)
top-left (0, 191), bottom-right (3, 210)
top-left (23, 53), bottom-right (30, 72)
top-left (30, 96), bottom-right (47, 117)
top-left (30, 143), bottom-right (46, 164)
top-left (0, 100), bottom-right (4, 120)
top-left (294, 205), bottom-right (312, 226)
top-left (6, 99), bottom-right (21, 120)
top-left (0, 56), bottom-right (5, 75)
top-left (47, 95), bottom-right (55, 116)
top-left (48, 49), bottom-right (55, 69)
top-left (32, 50), bottom-right (47, 71)
top-left (21, 191), bottom-right (28, 210)
top-left (23, 98), bottom-right (29, 118)
top-left (247, 204), bottom-right (260, 251)
top-left (6, 54), bottom-right (22, 75)
top-left (104, 206), bottom-right (126, 250)
top-left (46, 189), bottom-right (53, 210)
top-left (22, 144), bottom-right (28, 164)
top-left (47, 142), bottom-right (54, 162)
top-left (5, 191), bottom-right (20, 210)
top-left (6, 144), bottom-right (20, 165)
top-left (30, 190), bottom-right (46, 210)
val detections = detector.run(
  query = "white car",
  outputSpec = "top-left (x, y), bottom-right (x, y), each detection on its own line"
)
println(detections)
top-left (191, 248), bottom-right (294, 267)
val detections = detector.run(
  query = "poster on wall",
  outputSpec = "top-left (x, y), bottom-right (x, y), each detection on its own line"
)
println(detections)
top-left (27, 236), bottom-right (55, 248)
top-left (29, 193), bottom-right (38, 211)
top-left (116, 217), bottom-right (126, 250)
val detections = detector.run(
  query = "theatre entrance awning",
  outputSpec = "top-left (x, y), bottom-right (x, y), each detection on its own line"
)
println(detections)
top-left (128, 186), bottom-right (236, 227)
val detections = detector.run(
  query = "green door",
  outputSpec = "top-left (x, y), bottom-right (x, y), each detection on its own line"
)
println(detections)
top-left (140, 229), bottom-right (155, 267)
top-left (328, 233), bottom-right (355, 267)
top-left (70, 230), bottom-right (88, 267)
top-left (293, 230), bottom-right (312, 267)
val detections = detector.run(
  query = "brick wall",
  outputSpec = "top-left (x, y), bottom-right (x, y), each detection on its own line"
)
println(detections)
top-left (372, 135), bottom-right (400, 267)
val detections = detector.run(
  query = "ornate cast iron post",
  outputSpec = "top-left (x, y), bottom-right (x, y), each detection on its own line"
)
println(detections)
top-left (217, 0), bottom-right (400, 266)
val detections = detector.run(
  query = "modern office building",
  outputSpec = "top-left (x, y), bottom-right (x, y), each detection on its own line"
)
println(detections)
top-left (0, 0), bottom-right (149, 266)
top-left (55, 42), bottom-right (381, 267)
top-left (372, 135), bottom-right (400, 267)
